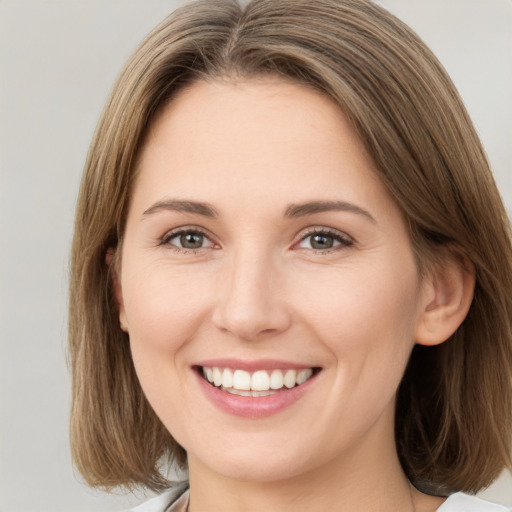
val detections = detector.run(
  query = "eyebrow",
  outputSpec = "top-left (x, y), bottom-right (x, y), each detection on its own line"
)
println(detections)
top-left (284, 200), bottom-right (376, 223)
top-left (142, 198), bottom-right (375, 223)
top-left (142, 199), bottom-right (218, 218)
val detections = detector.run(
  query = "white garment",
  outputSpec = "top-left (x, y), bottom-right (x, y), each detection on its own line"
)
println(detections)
top-left (128, 485), bottom-right (512, 512)
top-left (128, 484), bottom-right (188, 512)
top-left (437, 493), bottom-right (511, 512)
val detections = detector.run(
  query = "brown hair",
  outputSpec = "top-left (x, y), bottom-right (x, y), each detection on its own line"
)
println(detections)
top-left (69, 0), bottom-right (512, 494)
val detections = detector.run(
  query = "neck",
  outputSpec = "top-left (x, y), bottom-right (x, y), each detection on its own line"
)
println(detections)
top-left (188, 458), bottom-right (413, 512)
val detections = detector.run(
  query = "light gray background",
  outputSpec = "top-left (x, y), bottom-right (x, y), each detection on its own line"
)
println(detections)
top-left (1, 1), bottom-right (511, 511)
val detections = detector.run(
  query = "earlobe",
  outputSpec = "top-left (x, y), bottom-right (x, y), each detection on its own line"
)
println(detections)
top-left (415, 251), bottom-right (475, 346)
top-left (106, 248), bottom-right (129, 332)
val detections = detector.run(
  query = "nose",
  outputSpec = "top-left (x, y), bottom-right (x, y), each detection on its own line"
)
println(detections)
top-left (212, 250), bottom-right (292, 341)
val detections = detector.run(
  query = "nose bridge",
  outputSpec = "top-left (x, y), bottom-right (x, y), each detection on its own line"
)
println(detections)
top-left (213, 243), bottom-right (291, 340)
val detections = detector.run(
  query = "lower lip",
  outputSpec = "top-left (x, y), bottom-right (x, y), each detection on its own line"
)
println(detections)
top-left (194, 369), bottom-right (318, 419)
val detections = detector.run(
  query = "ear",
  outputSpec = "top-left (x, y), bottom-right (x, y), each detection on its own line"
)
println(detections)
top-left (106, 248), bottom-right (128, 332)
top-left (415, 250), bottom-right (475, 346)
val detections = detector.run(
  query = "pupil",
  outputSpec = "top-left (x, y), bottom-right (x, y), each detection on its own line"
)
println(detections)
top-left (180, 232), bottom-right (203, 249)
top-left (311, 234), bottom-right (333, 249)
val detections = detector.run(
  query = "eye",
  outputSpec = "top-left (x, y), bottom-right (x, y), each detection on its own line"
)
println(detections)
top-left (296, 229), bottom-right (353, 251)
top-left (162, 229), bottom-right (215, 251)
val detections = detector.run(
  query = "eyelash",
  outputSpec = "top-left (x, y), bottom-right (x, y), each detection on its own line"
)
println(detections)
top-left (159, 227), bottom-right (216, 254)
top-left (295, 227), bottom-right (354, 253)
top-left (159, 227), bottom-right (354, 254)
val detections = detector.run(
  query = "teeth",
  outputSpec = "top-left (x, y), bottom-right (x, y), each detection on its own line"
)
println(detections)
top-left (233, 389), bottom-right (251, 397)
top-left (297, 369), bottom-right (313, 385)
top-left (270, 369), bottom-right (284, 389)
top-left (222, 368), bottom-right (233, 388)
top-left (202, 366), bottom-right (315, 393)
top-left (213, 367), bottom-right (222, 387)
top-left (251, 370), bottom-right (270, 391)
top-left (284, 369), bottom-right (297, 388)
top-left (221, 386), bottom-right (279, 397)
top-left (233, 369), bottom-right (251, 390)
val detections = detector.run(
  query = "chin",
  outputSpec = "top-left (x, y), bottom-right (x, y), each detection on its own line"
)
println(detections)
top-left (186, 436), bottom-right (323, 484)
top-left (203, 457), bottom-right (309, 483)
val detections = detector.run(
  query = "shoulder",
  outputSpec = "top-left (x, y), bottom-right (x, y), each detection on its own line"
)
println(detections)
top-left (437, 493), bottom-right (512, 512)
top-left (125, 482), bottom-right (189, 512)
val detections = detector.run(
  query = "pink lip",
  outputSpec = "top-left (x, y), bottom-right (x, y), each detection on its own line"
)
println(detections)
top-left (193, 363), bottom-right (319, 419)
top-left (195, 358), bottom-right (315, 372)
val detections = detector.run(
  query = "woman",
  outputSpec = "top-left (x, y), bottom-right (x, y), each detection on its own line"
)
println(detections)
top-left (69, 0), bottom-right (512, 510)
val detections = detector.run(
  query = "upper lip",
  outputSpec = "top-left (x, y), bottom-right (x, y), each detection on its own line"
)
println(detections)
top-left (195, 358), bottom-right (319, 372)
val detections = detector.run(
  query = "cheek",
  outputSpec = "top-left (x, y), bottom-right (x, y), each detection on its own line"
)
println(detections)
top-left (122, 263), bottom-right (214, 350)
top-left (121, 264), bottom-right (219, 412)
top-left (122, 265), bottom-right (216, 420)
top-left (296, 262), bottom-right (419, 339)
top-left (292, 265), bottom-right (421, 438)
top-left (292, 260), bottom-right (421, 390)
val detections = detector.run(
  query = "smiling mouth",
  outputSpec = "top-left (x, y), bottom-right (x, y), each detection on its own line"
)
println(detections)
top-left (198, 366), bottom-right (321, 397)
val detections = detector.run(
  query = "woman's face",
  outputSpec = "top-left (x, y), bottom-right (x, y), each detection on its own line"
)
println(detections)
top-left (117, 78), bottom-right (431, 482)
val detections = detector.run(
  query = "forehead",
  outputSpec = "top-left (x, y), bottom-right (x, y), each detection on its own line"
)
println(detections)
top-left (139, 78), bottom-right (369, 182)
top-left (142, 78), bottom-right (356, 173)
top-left (132, 77), bottom-right (395, 222)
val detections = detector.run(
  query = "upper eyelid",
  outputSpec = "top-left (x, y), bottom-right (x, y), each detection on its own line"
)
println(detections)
top-left (297, 226), bottom-right (354, 242)
top-left (162, 225), bottom-right (214, 239)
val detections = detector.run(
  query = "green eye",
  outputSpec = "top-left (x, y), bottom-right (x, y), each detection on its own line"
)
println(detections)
top-left (163, 229), bottom-right (215, 251)
top-left (297, 230), bottom-right (353, 251)
top-left (309, 234), bottom-right (337, 250)
top-left (179, 232), bottom-right (205, 249)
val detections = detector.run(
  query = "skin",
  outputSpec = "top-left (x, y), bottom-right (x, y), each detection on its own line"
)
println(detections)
top-left (115, 78), bottom-right (473, 511)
